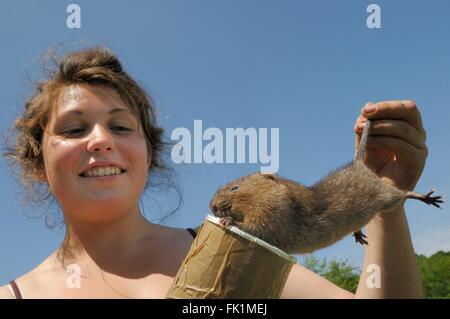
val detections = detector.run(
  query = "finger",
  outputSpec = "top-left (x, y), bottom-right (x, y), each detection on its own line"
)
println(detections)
top-left (361, 100), bottom-right (426, 140)
top-left (353, 113), bottom-right (367, 129)
top-left (357, 119), bottom-right (426, 150)
top-left (366, 135), bottom-right (427, 162)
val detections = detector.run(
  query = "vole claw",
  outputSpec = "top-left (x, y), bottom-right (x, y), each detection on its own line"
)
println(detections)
top-left (219, 216), bottom-right (234, 228)
top-left (353, 230), bottom-right (369, 245)
top-left (406, 190), bottom-right (444, 208)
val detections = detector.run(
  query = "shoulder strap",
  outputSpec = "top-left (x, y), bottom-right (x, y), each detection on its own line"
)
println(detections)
top-left (9, 280), bottom-right (23, 299)
top-left (186, 227), bottom-right (197, 238)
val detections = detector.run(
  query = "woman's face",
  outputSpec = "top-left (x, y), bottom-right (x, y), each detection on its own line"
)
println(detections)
top-left (42, 84), bottom-right (150, 224)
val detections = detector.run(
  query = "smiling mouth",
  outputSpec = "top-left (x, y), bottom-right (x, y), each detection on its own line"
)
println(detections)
top-left (78, 167), bottom-right (127, 178)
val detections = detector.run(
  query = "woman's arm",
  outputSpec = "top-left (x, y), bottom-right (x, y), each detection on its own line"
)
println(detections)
top-left (281, 263), bottom-right (355, 298)
top-left (282, 100), bottom-right (426, 298)
top-left (354, 100), bottom-right (426, 298)
top-left (355, 207), bottom-right (422, 298)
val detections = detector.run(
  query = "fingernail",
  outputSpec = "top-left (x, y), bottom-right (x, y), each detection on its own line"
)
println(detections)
top-left (357, 122), bottom-right (366, 130)
top-left (364, 103), bottom-right (378, 114)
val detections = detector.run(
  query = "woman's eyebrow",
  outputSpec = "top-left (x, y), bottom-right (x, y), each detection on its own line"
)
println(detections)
top-left (56, 107), bottom-right (133, 118)
top-left (108, 108), bottom-right (131, 115)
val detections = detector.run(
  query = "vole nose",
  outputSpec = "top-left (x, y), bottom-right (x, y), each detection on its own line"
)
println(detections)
top-left (211, 204), bottom-right (217, 213)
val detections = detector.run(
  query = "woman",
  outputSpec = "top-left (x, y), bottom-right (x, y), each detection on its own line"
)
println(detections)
top-left (0, 47), bottom-right (425, 298)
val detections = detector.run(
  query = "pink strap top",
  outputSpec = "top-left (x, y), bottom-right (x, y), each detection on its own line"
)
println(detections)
top-left (9, 280), bottom-right (22, 299)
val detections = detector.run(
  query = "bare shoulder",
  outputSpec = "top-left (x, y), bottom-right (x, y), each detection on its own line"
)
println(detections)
top-left (0, 285), bottom-right (13, 299)
top-left (0, 265), bottom-right (48, 299)
top-left (152, 223), bottom-right (196, 255)
top-left (281, 262), bottom-right (355, 299)
top-left (6, 253), bottom-right (59, 299)
top-left (134, 223), bottom-right (196, 280)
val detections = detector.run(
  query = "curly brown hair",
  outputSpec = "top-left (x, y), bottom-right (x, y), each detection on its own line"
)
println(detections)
top-left (3, 46), bottom-right (179, 220)
top-left (2, 46), bottom-right (184, 264)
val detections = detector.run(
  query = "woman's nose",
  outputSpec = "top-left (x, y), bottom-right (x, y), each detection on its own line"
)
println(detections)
top-left (86, 125), bottom-right (115, 153)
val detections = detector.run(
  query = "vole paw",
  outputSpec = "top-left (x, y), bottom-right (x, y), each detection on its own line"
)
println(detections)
top-left (219, 216), bottom-right (234, 228)
top-left (353, 230), bottom-right (369, 245)
top-left (406, 190), bottom-right (444, 208)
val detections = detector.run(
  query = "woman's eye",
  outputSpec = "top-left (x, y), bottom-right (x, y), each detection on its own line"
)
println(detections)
top-left (111, 126), bottom-right (132, 132)
top-left (60, 126), bottom-right (131, 137)
top-left (62, 128), bottom-right (85, 136)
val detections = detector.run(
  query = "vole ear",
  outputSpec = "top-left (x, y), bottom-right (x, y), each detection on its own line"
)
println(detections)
top-left (263, 174), bottom-right (276, 181)
top-left (230, 185), bottom-right (239, 192)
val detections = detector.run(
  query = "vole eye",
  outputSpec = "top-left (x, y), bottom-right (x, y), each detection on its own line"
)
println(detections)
top-left (230, 185), bottom-right (239, 192)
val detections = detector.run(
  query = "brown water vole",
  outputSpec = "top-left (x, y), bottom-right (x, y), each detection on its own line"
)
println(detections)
top-left (209, 120), bottom-right (443, 254)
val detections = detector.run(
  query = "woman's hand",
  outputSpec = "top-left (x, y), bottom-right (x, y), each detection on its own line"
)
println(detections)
top-left (354, 100), bottom-right (428, 191)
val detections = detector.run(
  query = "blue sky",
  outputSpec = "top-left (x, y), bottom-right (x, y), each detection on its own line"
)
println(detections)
top-left (1, 0), bottom-right (449, 285)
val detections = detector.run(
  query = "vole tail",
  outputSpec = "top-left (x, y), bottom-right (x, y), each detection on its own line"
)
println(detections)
top-left (355, 119), bottom-right (372, 162)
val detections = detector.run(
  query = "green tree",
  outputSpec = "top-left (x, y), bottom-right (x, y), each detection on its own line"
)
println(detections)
top-left (416, 251), bottom-right (450, 299)
top-left (301, 255), bottom-right (360, 293)
top-left (301, 251), bottom-right (450, 298)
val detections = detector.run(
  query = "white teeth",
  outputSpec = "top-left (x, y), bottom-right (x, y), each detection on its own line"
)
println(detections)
top-left (83, 166), bottom-right (122, 177)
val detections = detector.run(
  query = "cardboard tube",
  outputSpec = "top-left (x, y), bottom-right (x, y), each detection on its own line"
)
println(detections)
top-left (166, 215), bottom-right (297, 299)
